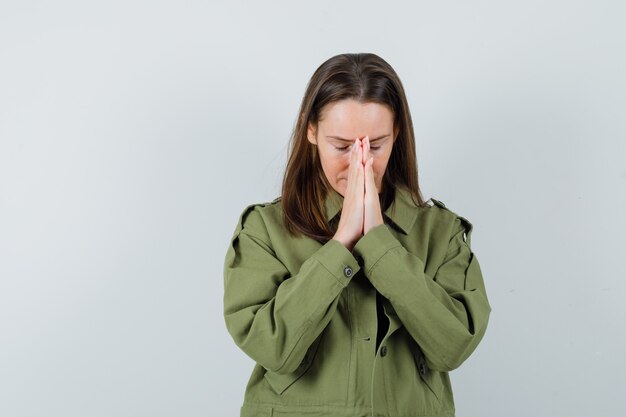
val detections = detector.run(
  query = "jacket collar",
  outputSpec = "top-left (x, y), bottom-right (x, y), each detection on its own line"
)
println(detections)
top-left (323, 185), bottom-right (419, 234)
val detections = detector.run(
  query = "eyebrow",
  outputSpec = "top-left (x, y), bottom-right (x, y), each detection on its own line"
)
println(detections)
top-left (326, 134), bottom-right (390, 143)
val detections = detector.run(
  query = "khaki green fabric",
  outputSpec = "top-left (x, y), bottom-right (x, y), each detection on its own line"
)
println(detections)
top-left (223, 186), bottom-right (491, 417)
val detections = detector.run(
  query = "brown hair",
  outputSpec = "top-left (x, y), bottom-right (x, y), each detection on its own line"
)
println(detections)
top-left (281, 52), bottom-right (427, 244)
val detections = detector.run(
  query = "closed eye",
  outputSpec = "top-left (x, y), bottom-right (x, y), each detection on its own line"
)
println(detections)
top-left (335, 146), bottom-right (381, 151)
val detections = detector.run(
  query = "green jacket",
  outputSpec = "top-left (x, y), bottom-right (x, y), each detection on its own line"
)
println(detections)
top-left (223, 186), bottom-right (491, 417)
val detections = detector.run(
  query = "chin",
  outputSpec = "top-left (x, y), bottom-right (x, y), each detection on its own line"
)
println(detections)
top-left (333, 182), bottom-right (346, 197)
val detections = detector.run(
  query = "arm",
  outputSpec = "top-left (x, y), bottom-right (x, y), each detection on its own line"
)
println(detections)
top-left (352, 215), bottom-right (491, 372)
top-left (223, 204), bottom-right (360, 374)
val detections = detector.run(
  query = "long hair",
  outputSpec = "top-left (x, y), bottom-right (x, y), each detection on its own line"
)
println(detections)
top-left (281, 52), bottom-right (427, 244)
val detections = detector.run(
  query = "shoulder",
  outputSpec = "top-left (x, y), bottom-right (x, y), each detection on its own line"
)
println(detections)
top-left (231, 196), bottom-right (283, 241)
top-left (425, 197), bottom-right (474, 248)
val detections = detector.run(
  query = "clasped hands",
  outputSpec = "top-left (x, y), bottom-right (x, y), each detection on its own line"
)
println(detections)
top-left (332, 136), bottom-right (385, 252)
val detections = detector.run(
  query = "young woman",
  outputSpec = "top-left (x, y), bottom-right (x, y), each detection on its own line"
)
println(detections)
top-left (223, 52), bottom-right (491, 417)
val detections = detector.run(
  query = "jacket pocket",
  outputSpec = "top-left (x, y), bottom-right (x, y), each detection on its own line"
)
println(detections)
top-left (410, 343), bottom-right (443, 403)
top-left (263, 332), bottom-right (324, 395)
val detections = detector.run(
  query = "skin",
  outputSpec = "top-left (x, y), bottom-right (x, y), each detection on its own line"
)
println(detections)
top-left (307, 99), bottom-right (399, 250)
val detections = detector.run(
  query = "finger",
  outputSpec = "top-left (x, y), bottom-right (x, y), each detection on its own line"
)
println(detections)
top-left (362, 135), bottom-right (370, 166)
top-left (355, 140), bottom-right (362, 170)
top-left (350, 139), bottom-right (361, 178)
top-left (353, 138), bottom-right (361, 164)
top-left (363, 157), bottom-right (375, 233)
top-left (365, 156), bottom-right (375, 195)
top-left (347, 138), bottom-right (360, 195)
top-left (344, 141), bottom-right (359, 193)
top-left (357, 144), bottom-right (365, 193)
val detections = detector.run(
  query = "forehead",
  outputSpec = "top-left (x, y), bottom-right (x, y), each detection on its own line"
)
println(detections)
top-left (318, 99), bottom-right (394, 135)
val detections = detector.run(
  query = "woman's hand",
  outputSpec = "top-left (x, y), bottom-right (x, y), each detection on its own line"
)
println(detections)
top-left (362, 135), bottom-right (384, 234)
top-left (332, 138), bottom-right (365, 251)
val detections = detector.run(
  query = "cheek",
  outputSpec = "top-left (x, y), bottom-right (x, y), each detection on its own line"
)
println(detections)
top-left (339, 152), bottom-right (352, 167)
top-left (372, 156), bottom-right (389, 175)
top-left (326, 154), bottom-right (349, 175)
top-left (319, 149), bottom-right (342, 168)
top-left (371, 153), bottom-right (385, 168)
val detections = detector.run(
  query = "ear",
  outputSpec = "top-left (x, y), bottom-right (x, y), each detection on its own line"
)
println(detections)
top-left (307, 122), bottom-right (317, 145)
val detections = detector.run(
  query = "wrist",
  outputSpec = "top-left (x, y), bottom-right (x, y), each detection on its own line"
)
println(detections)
top-left (332, 235), bottom-right (354, 251)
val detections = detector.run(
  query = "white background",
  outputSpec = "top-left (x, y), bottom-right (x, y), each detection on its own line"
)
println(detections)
top-left (1, 1), bottom-right (625, 416)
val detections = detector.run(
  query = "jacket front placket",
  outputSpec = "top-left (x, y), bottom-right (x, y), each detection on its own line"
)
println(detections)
top-left (324, 187), bottom-right (410, 416)
top-left (369, 297), bottom-right (404, 416)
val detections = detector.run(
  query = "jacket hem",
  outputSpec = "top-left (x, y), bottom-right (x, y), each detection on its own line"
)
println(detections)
top-left (240, 402), bottom-right (455, 417)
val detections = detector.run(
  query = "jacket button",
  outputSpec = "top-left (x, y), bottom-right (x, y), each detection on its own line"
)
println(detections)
top-left (380, 346), bottom-right (387, 357)
top-left (343, 266), bottom-right (353, 278)
top-left (418, 361), bottom-right (427, 376)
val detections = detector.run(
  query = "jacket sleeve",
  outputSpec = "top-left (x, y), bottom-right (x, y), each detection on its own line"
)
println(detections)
top-left (351, 215), bottom-right (491, 372)
top-left (223, 204), bottom-right (361, 375)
